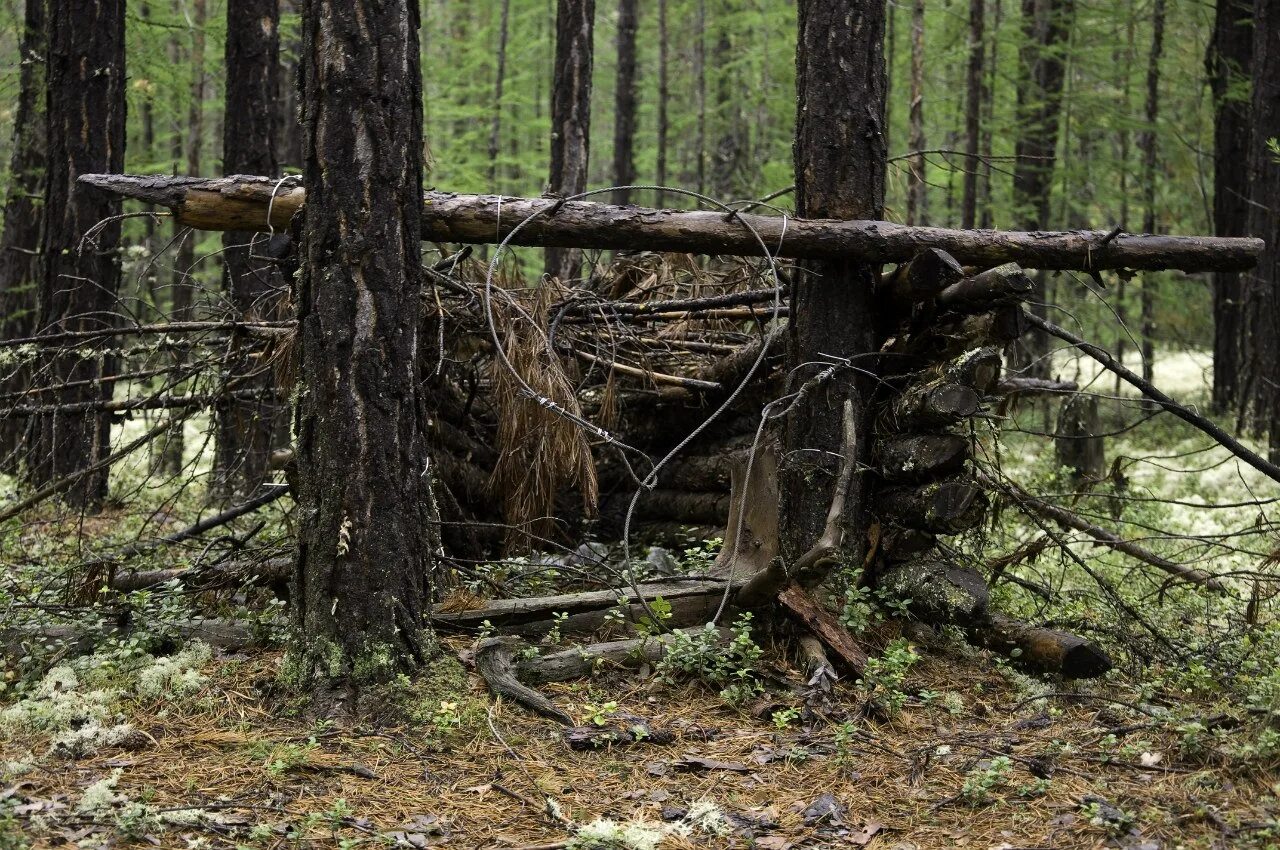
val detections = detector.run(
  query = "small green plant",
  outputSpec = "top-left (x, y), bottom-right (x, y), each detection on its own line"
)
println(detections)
top-left (771, 707), bottom-right (802, 729)
top-left (545, 611), bottom-right (569, 645)
top-left (857, 638), bottom-right (919, 715)
top-left (582, 701), bottom-right (618, 726)
top-left (960, 755), bottom-right (1013, 805)
top-left (431, 700), bottom-right (463, 735)
top-left (636, 597), bottom-right (673, 636)
top-left (262, 738), bottom-right (318, 778)
top-left (655, 613), bottom-right (763, 707)
top-left (680, 537), bottom-right (723, 573)
top-left (834, 721), bottom-right (860, 771)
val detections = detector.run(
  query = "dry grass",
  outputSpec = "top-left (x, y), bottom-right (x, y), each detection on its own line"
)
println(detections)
top-left (5, 635), bottom-right (1276, 849)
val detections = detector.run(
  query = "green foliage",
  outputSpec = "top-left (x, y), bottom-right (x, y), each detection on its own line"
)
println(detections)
top-left (856, 638), bottom-right (919, 715)
top-left (960, 755), bottom-right (1013, 805)
top-left (655, 613), bottom-right (763, 707)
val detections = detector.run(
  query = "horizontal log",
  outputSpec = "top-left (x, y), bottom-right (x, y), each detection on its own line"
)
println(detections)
top-left (937, 263), bottom-right (1034, 311)
top-left (875, 433), bottom-right (970, 483)
top-left (997, 376), bottom-right (1079, 395)
top-left (880, 247), bottom-right (965, 304)
top-left (80, 174), bottom-right (1264, 272)
top-left (968, 613), bottom-right (1113, 679)
top-left (890, 382), bottom-right (982, 427)
top-left (879, 478), bottom-right (989, 534)
top-left (875, 561), bottom-right (990, 624)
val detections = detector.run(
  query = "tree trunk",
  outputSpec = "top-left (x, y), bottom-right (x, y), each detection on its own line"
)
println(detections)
top-left (710, 2), bottom-right (742, 201)
top-left (277, 0), bottom-right (304, 171)
top-left (214, 0), bottom-right (283, 497)
top-left (978, 0), bottom-right (1000, 229)
top-left (1114, 1), bottom-right (1135, 393)
top-left (1138, 0), bottom-right (1165, 387)
top-left (25, 0), bottom-right (126, 507)
top-left (1249, 0), bottom-right (1280, 458)
top-left (1010, 0), bottom-right (1074, 377)
top-left (694, 0), bottom-right (707, 196)
top-left (487, 0), bottom-right (511, 189)
top-left (0, 0), bottom-right (47, 472)
top-left (611, 0), bottom-right (638, 204)
top-left (291, 0), bottom-right (438, 694)
top-left (906, 0), bottom-right (927, 224)
top-left (781, 0), bottom-right (887, 564)
top-left (961, 0), bottom-right (985, 229)
top-left (655, 0), bottom-right (668, 207)
top-left (545, 0), bottom-right (594, 283)
top-left (1208, 0), bottom-right (1254, 413)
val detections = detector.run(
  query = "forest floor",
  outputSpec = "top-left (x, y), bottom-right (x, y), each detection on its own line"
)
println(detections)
top-left (2, 630), bottom-right (1278, 850)
top-left (3, 349), bottom-right (1280, 849)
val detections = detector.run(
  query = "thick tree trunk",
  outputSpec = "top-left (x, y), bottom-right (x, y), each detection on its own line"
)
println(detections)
top-left (545, 0), bottom-right (595, 283)
top-left (611, 0), bottom-right (639, 204)
top-left (291, 0), bottom-right (438, 693)
top-left (1138, 0), bottom-right (1165, 387)
top-left (961, 0), bottom-right (985, 229)
top-left (1010, 0), bottom-right (1074, 376)
top-left (25, 0), bottom-right (125, 507)
top-left (0, 0), bottom-right (47, 472)
top-left (80, 175), bottom-right (1264, 273)
top-left (1249, 0), bottom-right (1280, 458)
top-left (781, 0), bottom-right (887, 564)
top-left (1208, 0), bottom-right (1254, 412)
top-left (214, 0), bottom-right (283, 497)
top-left (905, 0), bottom-right (927, 225)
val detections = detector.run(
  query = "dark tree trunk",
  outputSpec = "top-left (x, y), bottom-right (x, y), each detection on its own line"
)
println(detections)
top-left (25, 0), bottom-right (126, 507)
top-left (1138, 0), bottom-right (1166, 387)
top-left (159, 0), bottom-right (208, 475)
top-left (1249, 0), bottom-right (1280, 458)
top-left (277, 0), bottom-right (304, 171)
top-left (488, 0), bottom-right (511, 188)
top-left (214, 0), bottom-right (283, 497)
top-left (961, 0), bottom-right (985, 229)
top-left (545, 0), bottom-right (595, 283)
top-left (1208, 0), bottom-right (1254, 412)
top-left (292, 0), bottom-right (438, 692)
top-left (611, 0), bottom-right (639, 204)
top-left (710, 2), bottom-right (742, 201)
top-left (781, 0), bottom-right (887, 562)
top-left (905, 0), bottom-right (927, 224)
top-left (694, 0), bottom-right (707, 196)
top-left (1114, 2), bottom-right (1135, 393)
top-left (1010, 0), bottom-right (1074, 377)
top-left (978, 0), bottom-right (1000, 229)
top-left (655, 0), bottom-right (668, 207)
top-left (0, 0), bottom-right (47, 472)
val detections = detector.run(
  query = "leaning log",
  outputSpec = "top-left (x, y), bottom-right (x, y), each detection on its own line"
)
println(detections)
top-left (80, 174), bottom-right (1264, 272)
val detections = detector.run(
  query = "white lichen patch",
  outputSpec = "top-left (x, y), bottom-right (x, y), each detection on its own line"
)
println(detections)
top-left (78, 768), bottom-right (125, 815)
top-left (135, 640), bottom-right (212, 698)
top-left (568, 818), bottom-right (668, 850)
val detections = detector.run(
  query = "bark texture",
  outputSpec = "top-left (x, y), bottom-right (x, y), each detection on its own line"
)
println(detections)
top-left (291, 0), bottom-right (437, 689)
top-left (1208, 0), bottom-right (1253, 412)
top-left (782, 0), bottom-right (887, 563)
top-left (0, 0), bottom-right (46, 470)
top-left (1249, 0), bottom-right (1280, 457)
top-left (25, 0), bottom-right (125, 507)
top-left (961, 0), bottom-right (985, 229)
top-left (545, 0), bottom-right (595, 282)
top-left (611, 0), bottom-right (639, 204)
top-left (215, 0), bottom-right (284, 497)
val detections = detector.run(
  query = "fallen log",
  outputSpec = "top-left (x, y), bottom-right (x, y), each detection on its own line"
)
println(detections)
top-left (968, 613), bottom-right (1113, 679)
top-left (81, 174), bottom-right (1264, 272)
top-left (937, 263), bottom-right (1034, 311)
top-left (875, 561), bottom-right (989, 624)
top-left (889, 382), bottom-right (982, 427)
top-left (879, 478), bottom-right (989, 534)
top-left (880, 247), bottom-right (965, 304)
top-left (997, 376), bottom-right (1078, 396)
top-left (874, 434), bottom-right (970, 483)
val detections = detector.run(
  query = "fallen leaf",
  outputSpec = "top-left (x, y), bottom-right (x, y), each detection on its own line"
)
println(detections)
top-left (850, 820), bottom-right (884, 845)
top-left (1139, 752), bottom-right (1163, 766)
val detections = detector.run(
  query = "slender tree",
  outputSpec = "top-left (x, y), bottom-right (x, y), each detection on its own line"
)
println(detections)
top-left (654, 0), bottom-right (669, 207)
top-left (961, 0), bottom-right (985, 229)
top-left (1248, 0), bottom-right (1280, 456)
top-left (488, 0), bottom-right (512, 189)
top-left (781, 0), bottom-right (887, 561)
top-left (214, 0), bottom-right (283, 497)
top-left (1010, 0), bottom-right (1075, 375)
top-left (0, 0), bottom-right (47, 471)
top-left (1208, 0), bottom-right (1254, 412)
top-left (545, 0), bottom-right (595, 283)
top-left (906, 0), bottom-right (927, 224)
top-left (612, 0), bottom-right (639, 204)
top-left (291, 0), bottom-right (439, 697)
top-left (26, 0), bottom-right (126, 507)
top-left (1138, 0), bottom-right (1166, 386)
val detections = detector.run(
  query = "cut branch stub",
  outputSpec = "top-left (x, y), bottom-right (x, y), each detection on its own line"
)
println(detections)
top-left (875, 560), bottom-right (990, 624)
top-left (937, 262), bottom-right (1034, 312)
top-left (879, 477), bottom-right (988, 534)
top-left (79, 174), bottom-right (1265, 272)
top-left (942, 346), bottom-right (1003, 394)
top-left (875, 433), bottom-right (970, 483)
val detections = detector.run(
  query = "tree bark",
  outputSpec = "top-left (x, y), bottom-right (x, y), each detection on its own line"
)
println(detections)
top-left (0, 0), bottom-right (47, 471)
top-left (1208, 0), bottom-right (1254, 412)
top-left (961, 0), bottom-right (985, 229)
top-left (1250, 0), bottom-right (1280, 458)
top-left (781, 0), bottom-right (887, 565)
top-left (80, 175), bottom-right (1265, 274)
top-left (611, 0), bottom-right (639, 204)
top-left (654, 0), bottom-right (669, 207)
top-left (25, 0), bottom-right (126, 508)
top-left (545, 0), bottom-right (595, 283)
top-left (291, 0), bottom-right (438, 693)
top-left (487, 0), bottom-right (511, 189)
top-left (1010, 0), bottom-right (1074, 376)
top-left (1138, 0), bottom-right (1166, 387)
top-left (214, 0), bottom-right (283, 498)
